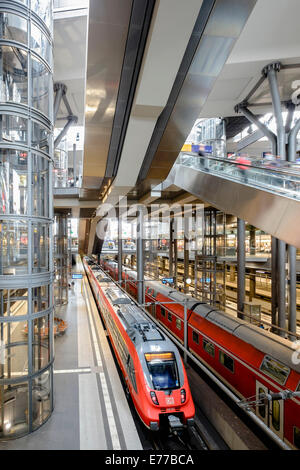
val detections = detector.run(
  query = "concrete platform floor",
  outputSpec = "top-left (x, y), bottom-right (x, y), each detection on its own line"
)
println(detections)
top-left (0, 260), bottom-right (142, 450)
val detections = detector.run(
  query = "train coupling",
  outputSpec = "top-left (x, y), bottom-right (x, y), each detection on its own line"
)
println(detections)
top-left (168, 415), bottom-right (184, 433)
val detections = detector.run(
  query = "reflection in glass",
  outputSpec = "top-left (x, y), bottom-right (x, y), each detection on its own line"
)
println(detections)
top-left (0, 289), bottom-right (28, 317)
top-left (0, 12), bottom-right (27, 45)
top-left (272, 400), bottom-right (280, 431)
top-left (0, 114), bottom-right (27, 143)
top-left (31, 0), bottom-right (52, 29)
top-left (2, 342), bottom-right (28, 379)
top-left (32, 154), bottom-right (49, 218)
top-left (0, 219), bottom-right (28, 275)
top-left (32, 121), bottom-right (50, 154)
top-left (32, 222), bottom-right (49, 273)
top-left (0, 383), bottom-right (29, 438)
top-left (32, 285), bottom-right (49, 313)
top-left (0, 46), bottom-right (28, 104)
top-left (0, 149), bottom-right (28, 215)
top-left (32, 315), bottom-right (50, 372)
top-left (31, 22), bottom-right (51, 64)
top-left (31, 56), bottom-right (51, 118)
top-left (32, 370), bottom-right (51, 430)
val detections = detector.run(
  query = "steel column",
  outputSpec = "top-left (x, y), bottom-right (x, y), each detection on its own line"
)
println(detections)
top-left (267, 64), bottom-right (286, 159)
top-left (54, 116), bottom-right (78, 149)
top-left (53, 83), bottom-right (66, 121)
top-left (288, 245), bottom-right (297, 338)
top-left (137, 207), bottom-right (144, 305)
top-left (237, 218), bottom-right (245, 319)
top-left (287, 117), bottom-right (300, 336)
top-left (267, 64), bottom-right (287, 334)
top-left (118, 210), bottom-right (122, 285)
top-left (169, 218), bottom-right (174, 278)
top-left (184, 213), bottom-right (189, 294)
top-left (183, 301), bottom-right (188, 364)
top-left (277, 240), bottom-right (287, 336)
top-left (73, 143), bottom-right (77, 183)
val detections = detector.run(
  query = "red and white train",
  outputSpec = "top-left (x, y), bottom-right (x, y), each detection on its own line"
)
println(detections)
top-left (100, 257), bottom-right (300, 449)
top-left (83, 257), bottom-right (195, 432)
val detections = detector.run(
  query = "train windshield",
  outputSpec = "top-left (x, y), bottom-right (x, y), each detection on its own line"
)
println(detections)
top-left (145, 352), bottom-right (180, 390)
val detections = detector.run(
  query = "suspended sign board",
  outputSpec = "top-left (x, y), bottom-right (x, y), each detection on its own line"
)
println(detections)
top-left (72, 273), bottom-right (83, 279)
top-left (162, 277), bottom-right (174, 284)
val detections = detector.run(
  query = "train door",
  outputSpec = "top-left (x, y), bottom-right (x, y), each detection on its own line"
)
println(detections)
top-left (256, 381), bottom-right (284, 440)
top-left (256, 381), bottom-right (268, 426)
top-left (151, 303), bottom-right (156, 319)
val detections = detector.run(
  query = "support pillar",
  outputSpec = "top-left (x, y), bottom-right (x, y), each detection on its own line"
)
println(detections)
top-left (288, 245), bottom-right (297, 338)
top-left (174, 219), bottom-right (178, 289)
top-left (267, 63), bottom-right (287, 335)
top-left (184, 214), bottom-right (189, 294)
top-left (137, 207), bottom-right (144, 305)
top-left (237, 218), bottom-right (245, 319)
top-left (287, 113), bottom-right (300, 337)
top-left (169, 219), bottom-right (174, 278)
top-left (118, 210), bottom-right (122, 286)
top-left (271, 237), bottom-right (278, 329)
top-left (277, 240), bottom-right (286, 336)
top-left (54, 213), bottom-right (69, 306)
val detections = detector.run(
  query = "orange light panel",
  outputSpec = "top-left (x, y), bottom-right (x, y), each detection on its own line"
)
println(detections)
top-left (145, 352), bottom-right (174, 362)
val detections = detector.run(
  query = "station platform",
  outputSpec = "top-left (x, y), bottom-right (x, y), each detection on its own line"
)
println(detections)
top-left (0, 259), bottom-right (142, 450)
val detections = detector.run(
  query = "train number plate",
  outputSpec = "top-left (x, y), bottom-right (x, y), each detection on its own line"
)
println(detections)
top-left (165, 397), bottom-right (175, 405)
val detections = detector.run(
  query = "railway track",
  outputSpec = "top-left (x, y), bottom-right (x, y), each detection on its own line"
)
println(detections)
top-left (149, 420), bottom-right (209, 451)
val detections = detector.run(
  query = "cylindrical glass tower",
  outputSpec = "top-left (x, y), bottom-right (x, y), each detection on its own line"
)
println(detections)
top-left (0, 0), bottom-right (54, 438)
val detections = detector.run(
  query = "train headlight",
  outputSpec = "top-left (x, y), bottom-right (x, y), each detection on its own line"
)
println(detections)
top-left (150, 391), bottom-right (159, 405)
top-left (180, 389), bottom-right (186, 404)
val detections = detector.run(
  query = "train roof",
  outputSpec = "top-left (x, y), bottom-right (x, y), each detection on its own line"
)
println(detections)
top-left (191, 304), bottom-right (300, 373)
top-left (92, 264), bottom-right (171, 347)
top-left (234, 322), bottom-right (300, 372)
top-left (144, 280), bottom-right (199, 310)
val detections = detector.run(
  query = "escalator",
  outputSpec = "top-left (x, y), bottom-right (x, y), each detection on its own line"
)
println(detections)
top-left (154, 153), bottom-right (300, 249)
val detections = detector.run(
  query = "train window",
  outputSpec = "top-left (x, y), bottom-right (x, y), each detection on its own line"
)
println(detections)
top-left (258, 388), bottom-right (266, 419)
top-left (296, 382), bottom-right (300, 392)
top-left (260, 355), bottom-right (290, 385)
top-left (168, 312), bottom-right (172, 322)
top-left (203, 339), bottom-right (215, 357)
top-left (145, 352), bottom-right (180, 391)
top-left (161, 307), bottom-right (166, 318)
top-left (192, 331), bottom-right (199, 344)
top-left (219, 351), bottom-right (234, 373)
top-left (176, 318), bottom-right (181, 330)
top-left (127, 355), bottom-right (137, 393)
top-left (272, 400), bottom-right (280, 432)
top-left (294, 427), bottom-right (300, 449)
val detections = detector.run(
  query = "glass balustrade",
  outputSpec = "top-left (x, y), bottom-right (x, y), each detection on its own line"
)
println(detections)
top-left (178, 153), bottom-right (300, 200)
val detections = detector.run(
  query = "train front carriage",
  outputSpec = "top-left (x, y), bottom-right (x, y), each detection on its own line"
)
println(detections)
top-left (83, 257), bottom-right (195, 432)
